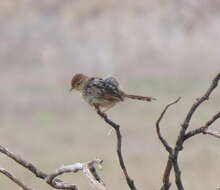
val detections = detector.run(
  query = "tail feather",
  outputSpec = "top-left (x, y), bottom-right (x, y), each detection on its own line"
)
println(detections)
top-left (124, 94), bottom-right (156, 102)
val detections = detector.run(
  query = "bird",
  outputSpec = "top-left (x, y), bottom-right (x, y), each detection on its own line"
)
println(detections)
top-left (70, 73), bottom-right (156, 112)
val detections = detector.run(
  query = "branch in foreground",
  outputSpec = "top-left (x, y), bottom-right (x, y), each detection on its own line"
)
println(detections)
top-left (0, 168), bottom-right (35, 190)
top-left (0, 145), bottom-right (47, 179)
top-left (46, 158), bottom-right (106, 190)
top-left (0, 145), bottom-right (106, 190)
top-left (95, 107), bottom-right (137, 190)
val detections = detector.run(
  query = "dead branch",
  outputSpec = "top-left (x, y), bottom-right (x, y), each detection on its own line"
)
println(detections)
top-left (156, 73), bottom-right (220, 190)
top-left (156, 97), bottom-right (181, 190)
top-left (0, 145), bottom-right (106, 190)
top-left (180, 73), bottom-right (220, 133)
top-left (183, 111), bottom-right (220, 141)
top-left (174, 73), bottom-right (220, 190)
top-left (83, 160), bottom-right (107, 190)
top-left (203, 129), bottom-right (220, 139)
top-left (0, 168), bottom-right (35, 190)
top-left (156, 97), bottom-right (181, 153)
top-left (0, 145), bottom-right (47, 179)
top-left (95, 107), bottom-right (137, 190)
top-left (161, 157), bottom-right (172, 190)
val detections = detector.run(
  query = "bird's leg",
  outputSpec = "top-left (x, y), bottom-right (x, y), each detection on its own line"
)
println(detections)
top-left (93, 103), bottom-right (101, 112)
top-left (93, 104), bottom-right (113, 136)
top-left (93, 104), bottom-right (107, 118)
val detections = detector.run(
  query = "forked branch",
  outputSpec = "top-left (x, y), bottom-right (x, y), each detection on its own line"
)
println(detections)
top-left (183, 111), bottom-right (220, 140)
top-left (156, 97), bottom-right (181, 190)
top-left (0, 145), bottom-right (106, 190)
top-left (156, 73), bottom-right (220, 190)
top-left (174, 73), bottom-right (220, 189)
top-left (156, 97), bottom-right (181, 154)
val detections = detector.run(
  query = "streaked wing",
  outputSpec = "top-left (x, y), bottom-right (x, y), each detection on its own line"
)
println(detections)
top-left (103, 77), bottom-right (123, 101)
top-left (85, 77), bottom-right (123, 101)
top-left (85, 77), bottom-right (105, 97)
top-left (104, 76), bottom-right (119, 87)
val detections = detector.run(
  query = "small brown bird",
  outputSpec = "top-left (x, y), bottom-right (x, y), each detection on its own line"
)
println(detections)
top-left (70, 73), bottom-right (156, 112)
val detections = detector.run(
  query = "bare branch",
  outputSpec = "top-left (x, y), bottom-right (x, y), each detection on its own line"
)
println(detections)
top-left (0, 145), bottom-right (47, 179)
top-left (172, 158), bottom-right (184, 190)
top-left (156, 97), bottom-right (180, 190)
top-left (46, 159), bottom-right (106, 190)
top-left (156, 97), bottom-right (181, 154)
top-left (205, 111), bottom-right (220, 127)
top-left (0, 168), bottom-right (35, 190)
top-left (0, 144), bottom-right (106, 190)
top-left (180, 73), bottom-right (220, 135)
top-left (83, 159), bottom-right (107, 190)
top-left (173, 73), bottom-right (220, 190)
top-left (156, 73), bottom-right (220, 190)
top-left (96, 107), bottom-right (137, 190)
top-left (160, 157), bottom-right (172, 190)
top-left (183, 111), bottom-right (220, 141)
top-left (203, 129), bottom-right (220, 139)
top-left (45, 163), bottom-right (81, 190)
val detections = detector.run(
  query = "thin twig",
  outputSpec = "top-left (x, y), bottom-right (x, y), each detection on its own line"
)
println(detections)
top-left (156, 97), bottom-right (180, 190)
top-left (161, 157), bottom-right (172, 190)
top-left (183, 111), bottom-right (220, 141)
top-left (203, 129), bottom-right (220, 139)
top-left (96, 107), bottom-right (137, 190)
top-left (0, 168), bottom-right (35, 190)
top-left (156, 97), bottom-right (181, 153)
top-left (0, 145), bottom-right (47, 179)
top-left (46, 159), bottom-right (106, 190)
top-left (83, 159), bottom-right (107, 190)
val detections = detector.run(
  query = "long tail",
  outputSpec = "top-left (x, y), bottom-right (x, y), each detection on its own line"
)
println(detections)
top-left (123, 93), bottom-right (156, 102)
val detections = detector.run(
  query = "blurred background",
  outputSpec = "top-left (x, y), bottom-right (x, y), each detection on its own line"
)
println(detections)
top-left (0, 0), bottom-right (220, 189)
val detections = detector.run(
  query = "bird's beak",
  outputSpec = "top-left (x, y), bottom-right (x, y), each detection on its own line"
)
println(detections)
top-left (69, 87), bottom-right (74, 92)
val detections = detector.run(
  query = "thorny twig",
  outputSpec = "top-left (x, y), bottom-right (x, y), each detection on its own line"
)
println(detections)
top-left (95, 107), bottom-right (137, 190)
top-left (0, 145), bottom-right (106, 190)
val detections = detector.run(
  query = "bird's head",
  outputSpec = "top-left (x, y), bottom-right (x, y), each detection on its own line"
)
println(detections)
top-left (70, 73), bottom-right (89, 92)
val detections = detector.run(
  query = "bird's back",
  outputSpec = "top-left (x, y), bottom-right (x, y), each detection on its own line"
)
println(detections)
top-left (82, 76), bottom-right (123, 108)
